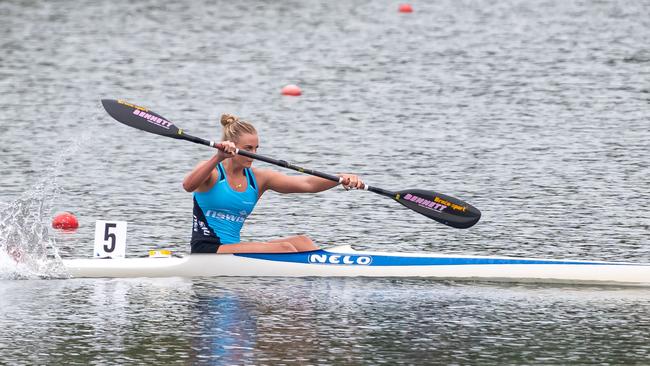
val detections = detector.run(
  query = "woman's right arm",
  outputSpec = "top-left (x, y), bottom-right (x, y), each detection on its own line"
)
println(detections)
top-left (182, 141), bottom-right (237, 192)
top-left (182, 155), bottom-right (221, 192)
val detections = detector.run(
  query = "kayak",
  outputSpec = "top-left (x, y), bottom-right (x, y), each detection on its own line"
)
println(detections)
top-left (63, 245), bottom-right (650, 286)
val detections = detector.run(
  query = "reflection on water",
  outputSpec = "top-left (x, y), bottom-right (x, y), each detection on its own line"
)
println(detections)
top-left (2, 277), bottom-right (650, 365)
top-left (191, 290), bottom-right (257, 363)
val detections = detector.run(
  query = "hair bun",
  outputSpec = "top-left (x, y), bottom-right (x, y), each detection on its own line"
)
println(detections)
top-left (220, 113), bottom-right (240, 127)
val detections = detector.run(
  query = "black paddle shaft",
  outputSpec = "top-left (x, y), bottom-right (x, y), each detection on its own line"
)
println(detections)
top-left (101, 99), bottom-right (481, 228)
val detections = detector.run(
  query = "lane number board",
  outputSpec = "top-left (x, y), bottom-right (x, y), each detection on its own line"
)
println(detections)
top-left (93, 220), bottom-right (127, 258)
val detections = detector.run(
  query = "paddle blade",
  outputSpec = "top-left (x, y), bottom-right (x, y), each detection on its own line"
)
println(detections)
top-left (395, 189), bottom-right (481, 229)
top-left (101, 99), bottom-right (182, 138)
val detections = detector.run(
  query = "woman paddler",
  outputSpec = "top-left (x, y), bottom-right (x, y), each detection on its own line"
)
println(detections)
top-left (183, 114), bottom-right (364, 254)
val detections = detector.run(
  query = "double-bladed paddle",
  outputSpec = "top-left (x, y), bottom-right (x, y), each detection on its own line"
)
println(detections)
top-left (101, 99), bottom-right (481, 228)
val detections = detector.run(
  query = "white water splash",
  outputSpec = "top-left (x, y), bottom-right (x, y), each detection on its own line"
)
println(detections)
top-left (0, 135), bottom-right (90, 280)
top-left (0, 180), bottom-right (67, 279)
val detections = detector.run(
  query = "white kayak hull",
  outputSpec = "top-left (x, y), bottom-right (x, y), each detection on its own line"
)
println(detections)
top-left (62, 245), bottom-right (650, 286)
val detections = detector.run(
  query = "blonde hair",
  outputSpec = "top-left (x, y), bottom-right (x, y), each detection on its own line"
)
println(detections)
top-left (220, 113), bottom-right (257, 142)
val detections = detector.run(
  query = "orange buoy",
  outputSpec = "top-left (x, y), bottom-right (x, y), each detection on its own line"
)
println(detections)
top-left (281, 84), bottom-right (302, 96)
top-left (398, 4), bottom-right (413, 13)
top-left (52, 212), bottom-right (79, 230)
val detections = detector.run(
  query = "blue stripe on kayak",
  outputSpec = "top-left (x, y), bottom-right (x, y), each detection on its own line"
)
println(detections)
top-left (234, 250), bottom-right (642, 266)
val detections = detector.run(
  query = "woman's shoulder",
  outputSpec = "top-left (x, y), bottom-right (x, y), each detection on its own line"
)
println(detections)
top-left (251, 167), bottom-right (272, 179)
top-left (250, 167), bottom-right (284, 190)
top-left (251, 167), bottom-right (284, 177)
top-left (194, 161), bottom-right (220, 192)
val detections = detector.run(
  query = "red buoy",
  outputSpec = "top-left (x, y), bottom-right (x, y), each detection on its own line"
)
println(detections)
top-left (52, 212), bottom-right (79, 230)
top-left (398, 4), bottom-right (413, 13)
top-left (281, 84), bottom-right (302, 96)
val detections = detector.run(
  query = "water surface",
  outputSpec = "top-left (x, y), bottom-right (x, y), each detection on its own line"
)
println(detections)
top-left (1, 0), bottom-right (649, 364)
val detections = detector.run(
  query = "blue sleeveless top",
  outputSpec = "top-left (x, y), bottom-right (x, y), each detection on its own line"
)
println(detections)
top-left (192, 163), bottom-right (259, 245)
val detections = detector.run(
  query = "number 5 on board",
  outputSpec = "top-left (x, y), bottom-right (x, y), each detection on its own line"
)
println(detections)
top-left (93, 220), bottom-right (127, 258)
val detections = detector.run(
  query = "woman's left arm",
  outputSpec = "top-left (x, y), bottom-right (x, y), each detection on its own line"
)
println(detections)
top-left (255, 169), bottom-right (364, 194)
